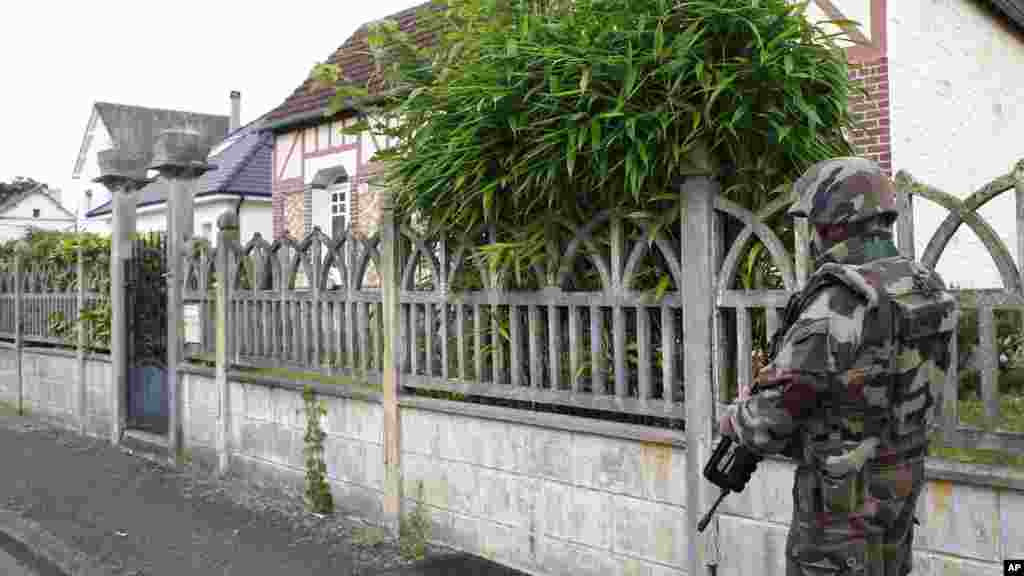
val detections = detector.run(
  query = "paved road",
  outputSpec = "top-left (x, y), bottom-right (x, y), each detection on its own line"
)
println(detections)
top-left (0, 412), bottom-right (526, 576)
top-left (0, 528), bottom-right (65, 576)
top-left (0, 547), bottom-right (36, 576)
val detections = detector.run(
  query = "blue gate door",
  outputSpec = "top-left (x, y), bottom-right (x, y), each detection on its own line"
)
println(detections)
top-left (125, 233), bottom-right (169, 435)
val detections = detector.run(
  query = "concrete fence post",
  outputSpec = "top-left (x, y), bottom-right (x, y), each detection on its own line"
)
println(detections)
top-left (681, 173), bottom-right (721, 576)
top-left (95, 147), bottom-right (150, 445)
top-left (215, 211), bottom-right (238, 476)
top-left (379, 188), bottom-right (403, 536)
top-left (13, 244), bottom-right (24, 415)
top-left (77, 236), bottom-right (87, 433)
top-left (1014, 160), bottom-right (1024, 291)
top-left (151, 128), bottom-right (213, 465)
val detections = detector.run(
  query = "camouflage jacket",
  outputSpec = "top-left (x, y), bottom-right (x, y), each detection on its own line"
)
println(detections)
top-left (721, 234), bottom-right (957, 575)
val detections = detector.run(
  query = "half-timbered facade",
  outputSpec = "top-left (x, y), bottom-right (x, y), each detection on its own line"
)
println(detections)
top-left (262, 3), bottom-right (422, 242)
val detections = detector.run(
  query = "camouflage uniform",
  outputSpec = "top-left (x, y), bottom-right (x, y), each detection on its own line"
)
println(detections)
top-left (720, 158), bottom-right (958, 575)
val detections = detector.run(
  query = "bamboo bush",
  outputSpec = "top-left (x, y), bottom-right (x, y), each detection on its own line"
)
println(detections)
top-left (313, 0), bottom-right (860, 280)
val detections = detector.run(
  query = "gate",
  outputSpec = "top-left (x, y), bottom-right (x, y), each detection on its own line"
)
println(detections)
top-left (125, 232), bottom-right (169, 434)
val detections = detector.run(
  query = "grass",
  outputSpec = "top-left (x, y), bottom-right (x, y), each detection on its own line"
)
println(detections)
top-left (928, 395), bottom-right (1024, 469)
top-left (243, 366), bottom-right (383, 393)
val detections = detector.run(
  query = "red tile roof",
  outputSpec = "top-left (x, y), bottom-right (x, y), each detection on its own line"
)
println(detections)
top-left (266, 2), bottom-right (437, 127)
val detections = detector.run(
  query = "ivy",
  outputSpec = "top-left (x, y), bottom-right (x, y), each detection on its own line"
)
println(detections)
top-left (303, 385), bottom-right (334, 515)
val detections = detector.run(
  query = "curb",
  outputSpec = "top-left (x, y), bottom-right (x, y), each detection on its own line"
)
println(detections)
top-left (0, 507), bottom-right (118, 576)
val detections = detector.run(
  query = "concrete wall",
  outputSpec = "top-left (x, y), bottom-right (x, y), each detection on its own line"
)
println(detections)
top-left (3, 348), bottom-right (1020, 575)
top-left (399, 402), bottom-right (689, 576)
top-left (181, 372), bottom-right (385, 522)
top-left (0, 347), bottom-right (112, 436)
top-left (397, 401), bottom-right (1019, 576)
top-left (888, 0), bottom-right (1024, 289)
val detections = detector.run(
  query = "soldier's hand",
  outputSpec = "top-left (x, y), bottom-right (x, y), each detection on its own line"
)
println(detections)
top-left (738, 382), bottom-right (754, 401)
top-left (718, 405), bottom-right (737, 438)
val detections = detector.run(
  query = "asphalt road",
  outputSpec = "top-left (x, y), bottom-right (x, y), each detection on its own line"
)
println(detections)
top-left (0, 547), bottom-right (36, 576)
top-left (0, 528), bottom-right (66, 576)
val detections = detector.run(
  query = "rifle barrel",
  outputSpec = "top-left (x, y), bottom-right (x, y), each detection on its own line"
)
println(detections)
top-left (697, 489), bottom-right (729, 533)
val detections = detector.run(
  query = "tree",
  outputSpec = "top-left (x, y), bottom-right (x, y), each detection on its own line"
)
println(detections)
top-left (0, 176), bottom-right (43, 204)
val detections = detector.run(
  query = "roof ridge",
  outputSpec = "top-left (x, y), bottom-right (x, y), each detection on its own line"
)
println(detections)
top-left (94, 101), bottom-right (229, 120)
top-left (0, 184), bottom-right (75, 218)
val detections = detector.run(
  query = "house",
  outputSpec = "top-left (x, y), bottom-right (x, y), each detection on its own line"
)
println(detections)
top-left (798, 0), bottom-right (1024, 290)
top-left (264, 0), bottom-right (1024, 290)
top-left (70, 97), bottom-right (234, 237)
top-left (85, 93), bottom-right (274, 245)
top-left (261, 3), bottom-right (426, 242)
top-left (0, 184), bottom-right (77, 242)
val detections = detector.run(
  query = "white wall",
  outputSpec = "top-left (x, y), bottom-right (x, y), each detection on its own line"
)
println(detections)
top-left (305, 149), bottom-right (358, 238)
top-left (889, 0), bottom-right (1024, 289)
top-left (68, 111), bottom-right (114, 235)
top-left (92, 196), bottom-right (273, 247)
top-left (0, 193), bottom-right (76, 242)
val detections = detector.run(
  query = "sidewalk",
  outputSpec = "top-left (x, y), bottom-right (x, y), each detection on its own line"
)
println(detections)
top-left (0, 409), bottom-right (526, 576)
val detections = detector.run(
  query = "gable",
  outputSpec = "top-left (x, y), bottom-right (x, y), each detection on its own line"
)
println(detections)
top-left (795, 0), bottom-right (885, 62)
top-left (264, 2), bottom-right (437, 131)
top-left (0, 187), bottom-right (75, 220)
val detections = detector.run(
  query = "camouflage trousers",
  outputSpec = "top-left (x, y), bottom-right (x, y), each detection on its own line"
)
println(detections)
top-left (785, 457), bottom-right (925, 575)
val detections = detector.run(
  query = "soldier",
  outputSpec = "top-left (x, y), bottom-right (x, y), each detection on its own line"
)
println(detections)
top-left (718, 157), bottom-right (958, 575)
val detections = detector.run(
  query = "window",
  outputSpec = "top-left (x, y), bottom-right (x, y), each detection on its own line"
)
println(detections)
top-left (202, 222), bottom-right (213, 240)
top-left (32, 209), bottom-right (40, 218)
top-left (330, 182), bottom-right (352, 236)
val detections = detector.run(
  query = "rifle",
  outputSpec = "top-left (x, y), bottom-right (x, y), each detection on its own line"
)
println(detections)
top-left (696, 434), bottom-right (762, 533)
top-left (697, 381), bottom-right (764, 534)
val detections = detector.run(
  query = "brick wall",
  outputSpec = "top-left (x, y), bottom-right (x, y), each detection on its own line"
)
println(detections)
top-left (273, 178), bottom-right (303, 239)
top-left (285, 191), bottom-right (304, 239)
top-left (847, 57), bottom-right (892, 175)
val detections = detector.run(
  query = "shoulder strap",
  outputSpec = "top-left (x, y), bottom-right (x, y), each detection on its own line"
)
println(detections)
top-left (766, 263), bottom-right (879, 362)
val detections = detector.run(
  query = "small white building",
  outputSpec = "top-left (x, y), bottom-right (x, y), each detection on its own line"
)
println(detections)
top-left (0, 184), bottom-right (77, 242)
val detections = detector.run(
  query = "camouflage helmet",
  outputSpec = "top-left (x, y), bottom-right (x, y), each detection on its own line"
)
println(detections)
top-left (787, 157), bottom-right (897, 226)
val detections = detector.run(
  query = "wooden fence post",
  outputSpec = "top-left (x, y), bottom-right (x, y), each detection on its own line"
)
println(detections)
top-left (216, 211), bottom-right (238, 476)
top-left (681, 173), bottom-right (720, 576)
top-left (77, 236), bottom-right (87, 432)
top-left (14, 245), bottom-right (24, 415)
top-left (380, 189), bottom-right (403, 536)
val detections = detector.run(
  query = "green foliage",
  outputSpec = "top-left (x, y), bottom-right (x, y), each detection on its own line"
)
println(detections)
top-left (302, 385), bottom-right (334, 515)
top-left (315, 0), bottom-right (858, 274)
top-left (399, 481), bottom-right (431, 561)
top-left (0, 230), bottom-right (113, 350)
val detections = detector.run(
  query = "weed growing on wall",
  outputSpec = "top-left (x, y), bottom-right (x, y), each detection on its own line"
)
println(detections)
top-left (399, 480), bottom-right (431, 561)
top-left (302, 385), bottom-right (334, 515)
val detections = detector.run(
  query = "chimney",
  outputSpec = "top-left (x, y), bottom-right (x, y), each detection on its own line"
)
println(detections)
top-left (230, 90), bottom-right (241, 133)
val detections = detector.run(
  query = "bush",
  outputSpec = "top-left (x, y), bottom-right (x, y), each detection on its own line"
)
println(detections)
top-left (317, 0), bottom-right (859, 274)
